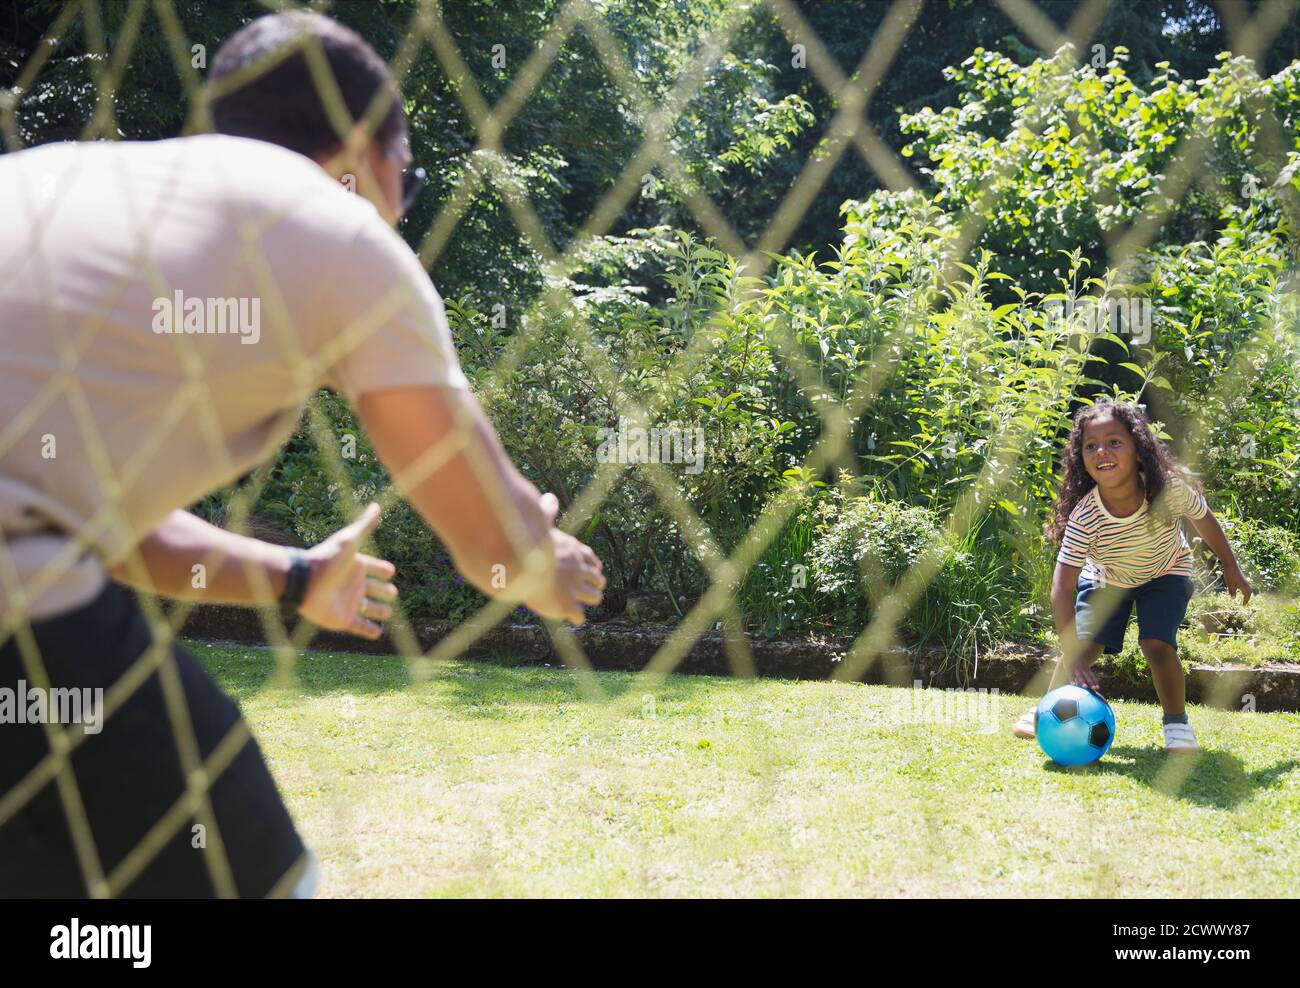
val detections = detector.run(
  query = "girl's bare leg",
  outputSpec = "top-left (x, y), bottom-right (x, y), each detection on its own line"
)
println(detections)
top-left (1139, 638), bottom-right (1185, 716)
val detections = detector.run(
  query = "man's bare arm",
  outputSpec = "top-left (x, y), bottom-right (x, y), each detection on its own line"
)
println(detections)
top-left (107, 506), bottom-right (400, 640)
top-left (355, 385), bottom-right (604, 624)
top-left (107, 509), bottom-right (294, 603)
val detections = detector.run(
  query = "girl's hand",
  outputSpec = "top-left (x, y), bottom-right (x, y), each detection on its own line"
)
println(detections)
top-left (1224, 564), bottom-right (1253, 604)
top-left (1071, 659), bottom-right (1101, 694)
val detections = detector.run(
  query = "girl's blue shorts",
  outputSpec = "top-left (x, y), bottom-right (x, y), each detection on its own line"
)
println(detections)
top-left (1075, 572), bottom-right (1195, 654)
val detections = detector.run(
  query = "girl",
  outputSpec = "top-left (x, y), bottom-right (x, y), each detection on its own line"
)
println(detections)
top-left (1011, 400), bottom-right (1252, 752)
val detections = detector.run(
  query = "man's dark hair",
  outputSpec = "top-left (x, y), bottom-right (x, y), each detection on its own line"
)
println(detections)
top-left (207, 11), bottom-right (406, 160)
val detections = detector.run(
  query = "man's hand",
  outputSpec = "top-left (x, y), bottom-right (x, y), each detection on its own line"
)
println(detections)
top-left (1224, 563), bottom-right (1253, 605)
top-left (521, 493), bottom-right (605, 625)
top-left (298, 502), bottom-right (399, 640)
top-left (356, 388), bottom-right (606, 623)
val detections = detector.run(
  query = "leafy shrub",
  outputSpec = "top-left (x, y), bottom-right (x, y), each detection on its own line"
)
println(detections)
top-left (733, 487), bottom-right (821, 636)
top-left (1217, 519), bottom-right (1300, 594)
top-left (188, 39), bottom-right (1299, 666)
top-left (1149, 231), bottom-right (1300, 531)
top-left (899, 45), bottom-right (1300, 292)
top-left (809, 489), bottom-right (946, 627)
top-left (807, 488), bottom-right (1041, 662)
top-left (464, 232), bottom-right (785, 608)
top-left (1279, 601), bottom-right (1300, 652)
top-left (1186, 590), bottom-right (1257, 635)
top-left (1177, 592), bottom-right (1300, 664)
top-left (921, 525), bottom-right (1039, 661)
top-left (895, 40), bottom-right (1300, 529)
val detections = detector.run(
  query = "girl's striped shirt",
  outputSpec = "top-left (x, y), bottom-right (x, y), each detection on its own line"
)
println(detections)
top-left (1057, 475), bottom-right (1208, 587)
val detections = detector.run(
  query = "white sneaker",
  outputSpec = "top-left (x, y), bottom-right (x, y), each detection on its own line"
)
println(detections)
top-left (1163, 721), bottom-right (1199, 753)
top-left (1011, 707), bottom-right (1036, 739)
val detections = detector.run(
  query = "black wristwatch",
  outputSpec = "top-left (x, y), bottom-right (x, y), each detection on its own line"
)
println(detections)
top-left (280, 548), bottom-right (312, 610)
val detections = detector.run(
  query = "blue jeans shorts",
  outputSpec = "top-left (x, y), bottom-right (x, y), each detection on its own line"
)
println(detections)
top-left (1074, 572), bottom-right (1195, 654)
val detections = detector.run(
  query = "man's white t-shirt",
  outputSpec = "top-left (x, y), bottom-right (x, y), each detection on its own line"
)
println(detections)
top-left (0, 135), bottom-right (469, 623)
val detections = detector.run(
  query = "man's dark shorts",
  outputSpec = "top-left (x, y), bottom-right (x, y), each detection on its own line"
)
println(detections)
top-left (0, 581), bottom-right (308, 897)
top-left (1074, 571), bottom-right (1195, 655)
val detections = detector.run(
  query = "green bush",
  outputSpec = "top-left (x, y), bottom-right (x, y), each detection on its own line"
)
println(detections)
top-left (1217, 519), bottom-right (1300, 594)
top-left (733, 487), bottom-right (820, 636)
top-left (809, 489), bottom-right (944, 628)
top-left (187, 40), bottom-right (1299, 662)
top-left (806, 488), bottom-right (1040, 662)
top-left (1177, 591), bottom-right (1300, 664)
top-left (921, 525), bottom-right (1039, 659)
top-left (898, 40), bottom-right (1300, 529)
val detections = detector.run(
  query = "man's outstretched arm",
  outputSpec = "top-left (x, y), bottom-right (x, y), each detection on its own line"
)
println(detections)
top-left (355, 384), bottom-right (605, 624)
top-left (106, 385), bottom-right (606, 631)
top-left (107, 509), bottom-right (296, 603)
top-left (107, 504), bottom-right (399, 640)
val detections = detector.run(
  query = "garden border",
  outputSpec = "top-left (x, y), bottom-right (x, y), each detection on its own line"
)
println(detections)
top-left (170, 601), bottom-right (1300, 712)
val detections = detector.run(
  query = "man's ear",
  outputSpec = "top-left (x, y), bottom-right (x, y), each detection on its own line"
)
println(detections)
top-left (316, 130), bottom-right (388, 197)
top-left (316, 145), bottom-right (367, 201)
top-left (314, 125), bottom-right (370, 179)
top-left (312, 143), bottom-right (348, 178)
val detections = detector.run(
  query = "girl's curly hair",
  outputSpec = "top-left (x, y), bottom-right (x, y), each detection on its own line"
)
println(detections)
top-left (1045, 400), bottom-right (1198, 544)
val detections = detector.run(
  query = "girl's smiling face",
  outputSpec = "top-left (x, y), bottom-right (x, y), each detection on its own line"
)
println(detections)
top-left (1081, 415), bottom-right (1139, 490)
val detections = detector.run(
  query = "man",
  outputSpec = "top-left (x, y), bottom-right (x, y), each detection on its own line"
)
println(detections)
top-left (0, 10), bottom-right (605, 897)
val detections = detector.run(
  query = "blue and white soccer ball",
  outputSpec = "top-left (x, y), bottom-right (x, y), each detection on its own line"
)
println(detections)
top-left (1035, 684), bottom-right (1116, 766)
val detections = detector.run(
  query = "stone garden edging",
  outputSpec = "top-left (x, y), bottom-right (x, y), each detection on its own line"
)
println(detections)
top-left (168, 601), bottom-right (1300, 712)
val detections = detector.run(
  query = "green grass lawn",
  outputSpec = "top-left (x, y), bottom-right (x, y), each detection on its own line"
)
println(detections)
top-left (187, 640), bottom-right (1300, 898)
